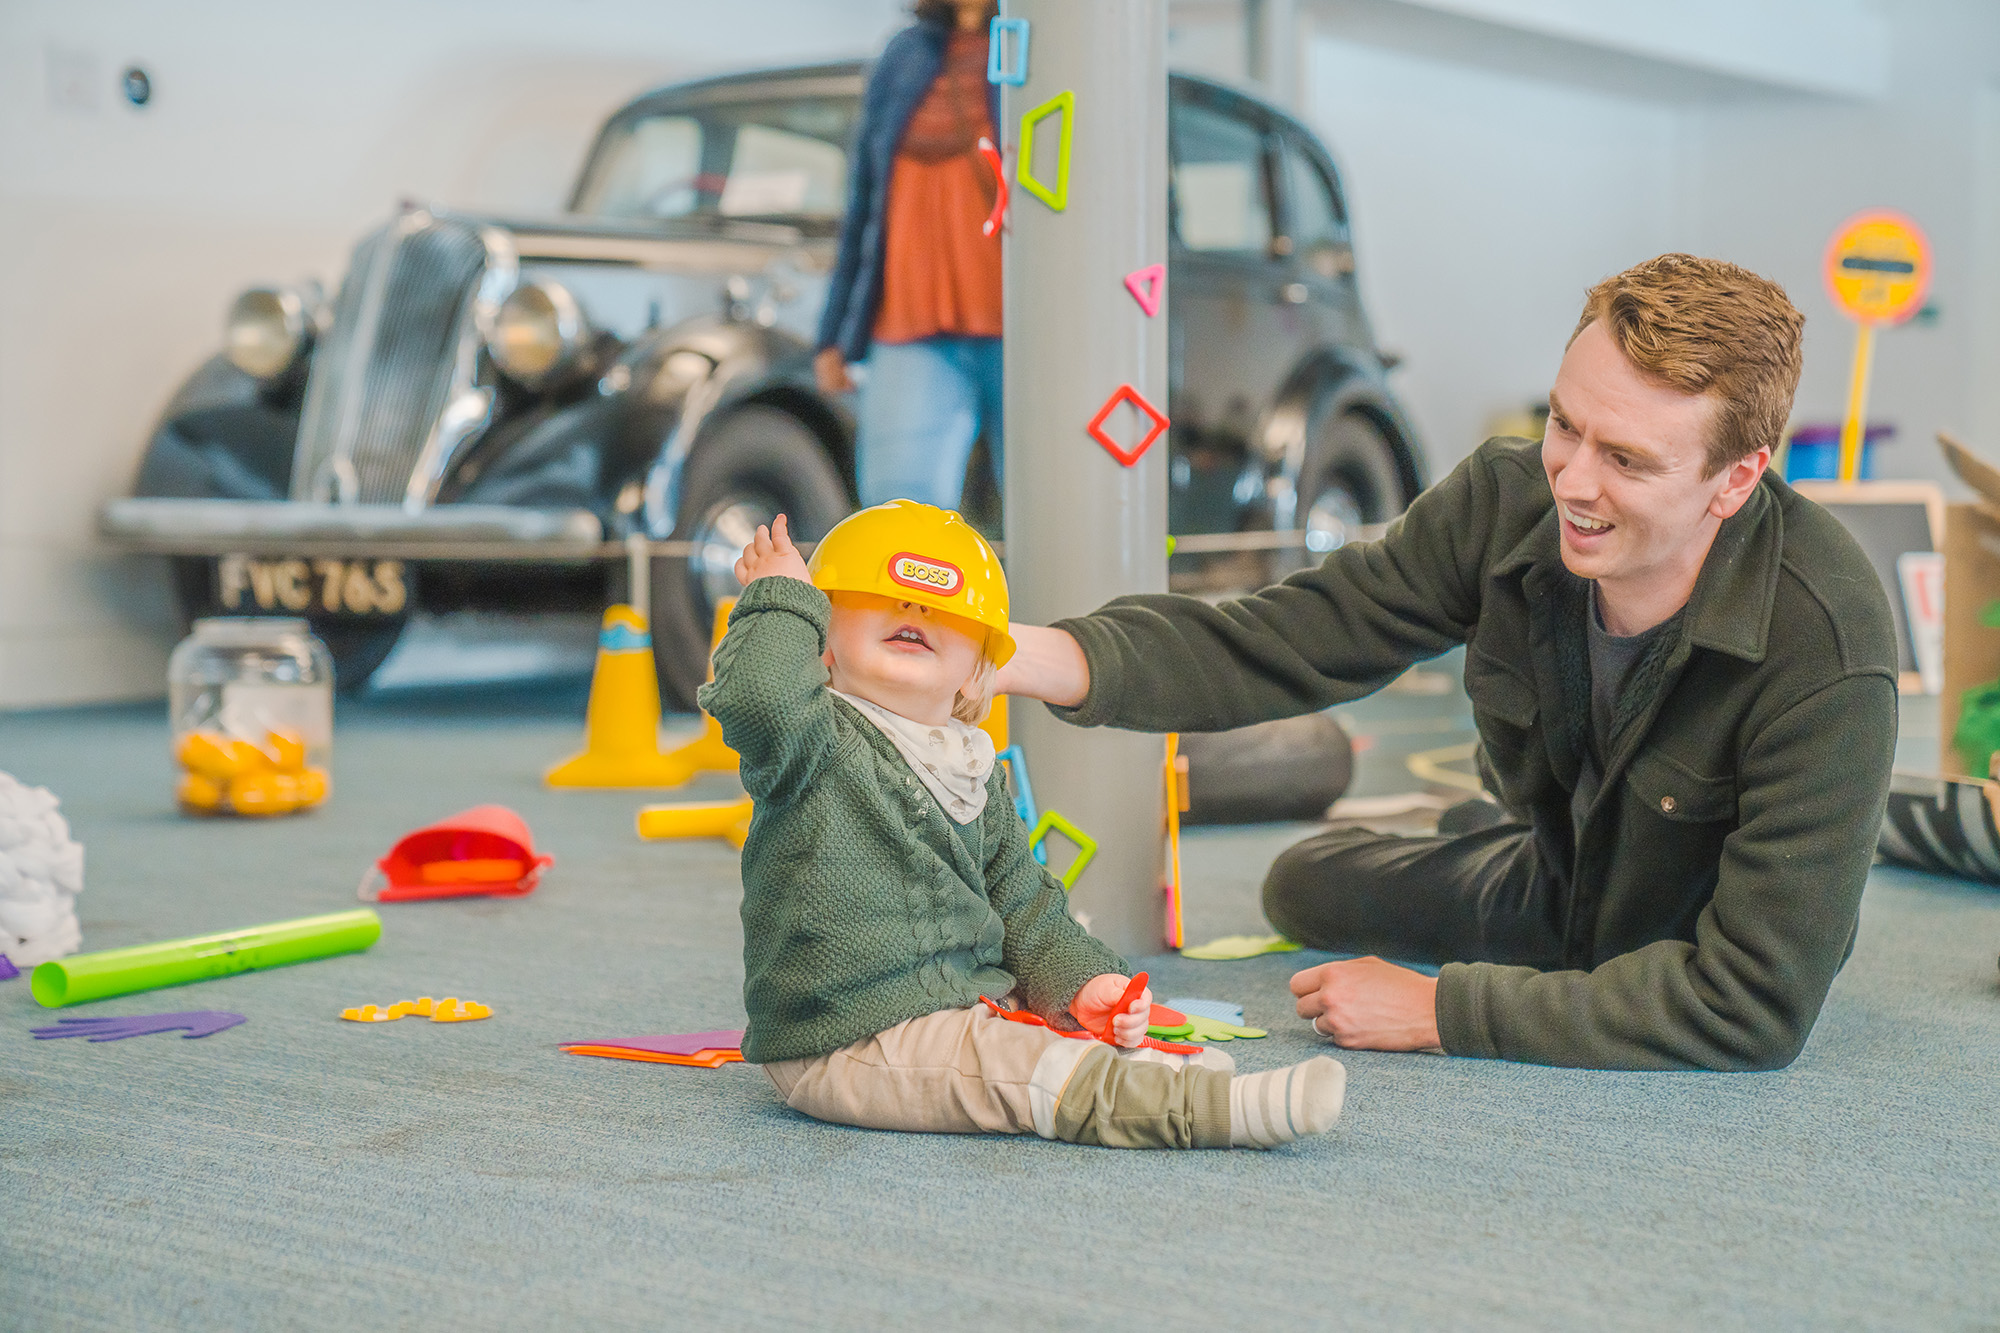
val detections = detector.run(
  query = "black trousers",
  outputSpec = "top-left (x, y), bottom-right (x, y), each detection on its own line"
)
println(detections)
top-left (1262, 821), bottom-right (1568, 970)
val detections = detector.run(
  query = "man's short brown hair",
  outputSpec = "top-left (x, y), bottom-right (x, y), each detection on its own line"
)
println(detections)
top-left (1569, 254), bottom-right (1804, 476)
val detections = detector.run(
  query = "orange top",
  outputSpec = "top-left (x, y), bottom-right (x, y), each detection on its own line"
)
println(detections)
top-left (872, 30), bottom-right (1002, 344)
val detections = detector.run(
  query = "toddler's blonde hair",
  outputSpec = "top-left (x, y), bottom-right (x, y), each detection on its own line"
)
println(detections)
top-left (951, 634), bottom-right (1002, 725)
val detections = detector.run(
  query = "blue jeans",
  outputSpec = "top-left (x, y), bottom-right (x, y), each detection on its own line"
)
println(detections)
top-left (856, 336), bottom-right (1002, 510)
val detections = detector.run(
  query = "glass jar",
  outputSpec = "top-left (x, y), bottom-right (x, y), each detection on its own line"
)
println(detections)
top-left (168, 618), bottom-right (334, 817)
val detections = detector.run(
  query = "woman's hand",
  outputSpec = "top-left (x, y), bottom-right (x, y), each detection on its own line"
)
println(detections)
top-left (734, 513), bottom-right (813, 587)
top-left (1070, 973), bottom-right (1153, 1048)
top-left (814, 347), bottom-right (855, 395)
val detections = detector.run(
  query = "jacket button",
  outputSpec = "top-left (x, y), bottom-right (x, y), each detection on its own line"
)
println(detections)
top-left (1660, 795), bottom-right (1677, 813)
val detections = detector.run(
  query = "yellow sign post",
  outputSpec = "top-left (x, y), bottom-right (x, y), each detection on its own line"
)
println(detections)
top-left (1822, 211), bottom-right (1932, 482)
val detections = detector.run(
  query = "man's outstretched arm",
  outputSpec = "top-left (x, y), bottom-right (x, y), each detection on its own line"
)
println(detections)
top-left (997, 444), bottom-right (1515, 732)
top-left (995, 623), bottom-right (1091, 709)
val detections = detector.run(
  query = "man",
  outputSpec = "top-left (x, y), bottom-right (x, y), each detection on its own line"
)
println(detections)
top-left (996, 254), bottom-right (1898, 1071)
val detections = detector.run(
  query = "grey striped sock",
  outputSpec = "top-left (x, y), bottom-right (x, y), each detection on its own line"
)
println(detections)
top-left (1228, 1056), bottom-right (1347, 1148)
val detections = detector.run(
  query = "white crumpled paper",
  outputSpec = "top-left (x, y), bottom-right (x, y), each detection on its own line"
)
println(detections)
top-left (0, 771), bottom-right (84, 966)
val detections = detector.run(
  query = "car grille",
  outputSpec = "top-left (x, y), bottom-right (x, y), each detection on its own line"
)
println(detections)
top-left (291, 214), bottom-right (487, 504)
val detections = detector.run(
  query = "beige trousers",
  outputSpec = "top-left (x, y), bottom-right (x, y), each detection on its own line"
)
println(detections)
top-left (762, 1004), bottom-right (1231, 1149)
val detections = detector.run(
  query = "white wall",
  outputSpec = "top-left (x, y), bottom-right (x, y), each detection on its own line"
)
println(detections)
top-left (0, 0), bottom-right (905, 709)
top-left (1302, 36), bottom-right (1684, 473)
top-left (1244, 0), bottom-right (2000, 487)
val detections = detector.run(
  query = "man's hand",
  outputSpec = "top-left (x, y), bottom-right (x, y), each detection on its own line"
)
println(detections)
top-left (992, 623), bottom-right (1091, 708)
top-left (1070, 973), bottom-right (1153, 1048)
top-left (814, 347), bottom-right (855, 395)
top-left (1289, 956), bottom-right (1442, 1052)
top-left (734, 513), bottom-right (813, 587)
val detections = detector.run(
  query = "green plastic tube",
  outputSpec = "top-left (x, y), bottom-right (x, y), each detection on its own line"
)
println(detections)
top-left (30, 909), bottom-right (382, 1008)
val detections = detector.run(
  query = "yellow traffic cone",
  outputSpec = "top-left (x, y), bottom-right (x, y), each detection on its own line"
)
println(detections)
top-left (636, 796), bottom-right (754, 849)
top-left (545, 605), bottom-right (695, 787)
top-left (653, 598), bottom-right (740, 780)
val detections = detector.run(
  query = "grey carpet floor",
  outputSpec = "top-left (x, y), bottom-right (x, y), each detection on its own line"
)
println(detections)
top-left (2, 676), bottom-right (1997, 1330)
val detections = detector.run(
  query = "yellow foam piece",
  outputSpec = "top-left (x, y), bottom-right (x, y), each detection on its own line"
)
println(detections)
top-left (341, 995), bottom-right (489, 1023)
top-left (636, 797), bottom-right (753, 848)
top-left (430, 997), bottom-right (490, 1022)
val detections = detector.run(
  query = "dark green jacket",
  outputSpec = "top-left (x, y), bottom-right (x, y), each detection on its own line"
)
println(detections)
top-left (699, 576), bottom-right (1125, 1064)
top-left (1056, 438), bottom-right (1898, 1071)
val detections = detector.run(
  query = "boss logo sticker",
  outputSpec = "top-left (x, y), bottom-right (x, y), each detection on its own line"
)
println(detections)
top-left (888, 552), bottom-right (964, 595)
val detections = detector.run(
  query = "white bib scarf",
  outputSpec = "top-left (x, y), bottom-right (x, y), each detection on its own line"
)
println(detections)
top-left (832, 690), bottom-right (993, 825)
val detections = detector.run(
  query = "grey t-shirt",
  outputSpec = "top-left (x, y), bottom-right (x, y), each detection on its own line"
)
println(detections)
top-left (1572, 586), bottom-right (1682, 838)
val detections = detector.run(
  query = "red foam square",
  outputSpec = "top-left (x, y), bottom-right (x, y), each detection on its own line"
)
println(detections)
top-left (1087, 383), bottom-right (1170, 467)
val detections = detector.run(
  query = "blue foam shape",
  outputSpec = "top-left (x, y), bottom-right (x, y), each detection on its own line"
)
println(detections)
top-left (1165, 998), bottom-right (1243, 1026)
top-left (997, 744), bottom-right (1047, 864)
top-left (987, 16), bottom-right (1029, 86)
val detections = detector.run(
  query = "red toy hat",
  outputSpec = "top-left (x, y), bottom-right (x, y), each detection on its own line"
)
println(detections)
top-left (361, 805), bottom-right (554, 903)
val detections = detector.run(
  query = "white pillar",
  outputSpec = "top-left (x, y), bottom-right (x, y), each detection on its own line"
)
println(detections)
top-left (1002, 0), bottom-right (1171, 958)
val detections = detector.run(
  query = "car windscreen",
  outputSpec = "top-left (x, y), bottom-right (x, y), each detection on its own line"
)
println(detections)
top-left (573, 96), bottom-right (856, 223)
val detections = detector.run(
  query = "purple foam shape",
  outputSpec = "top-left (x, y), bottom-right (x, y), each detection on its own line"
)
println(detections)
top-left (563, 1029), bottom-right (744, 1056)
top-left (0, 954), bottom-right (19, 981)
top-left (31, 1011), bottom-right (247, 1041)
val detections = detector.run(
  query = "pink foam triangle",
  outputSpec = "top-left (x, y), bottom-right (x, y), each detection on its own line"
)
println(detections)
top-left (1123, 263), bottom-right (1165, 318)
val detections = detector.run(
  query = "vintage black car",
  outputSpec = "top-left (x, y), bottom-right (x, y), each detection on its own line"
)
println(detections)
top-left (103, 62), bottom-right (1423, 705)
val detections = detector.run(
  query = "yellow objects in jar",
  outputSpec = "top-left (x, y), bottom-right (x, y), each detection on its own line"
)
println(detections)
top-left (175, 728), bottom-right (329, 817)
top-left (176, 771), bottom-right (227, 814)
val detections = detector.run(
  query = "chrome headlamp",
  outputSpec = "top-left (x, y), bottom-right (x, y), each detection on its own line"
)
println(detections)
top-left (489, 280), bottom-right (590, 389)
top-left (224, 286), bottom-right (316, 380)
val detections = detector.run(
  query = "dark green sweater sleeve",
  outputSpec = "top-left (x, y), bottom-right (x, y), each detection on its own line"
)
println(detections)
top-left (1054, 446), bottom-right (1502, 733)
top-left (696, 577), bottom-right (843, 802)
top-left (980, 772), bottom-right (1128, 1021)
top-left (1437, 672), bottom-right (1897, 1070)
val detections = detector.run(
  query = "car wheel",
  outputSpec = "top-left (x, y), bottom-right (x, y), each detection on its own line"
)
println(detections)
top-left (167, 557), bottom-right (407, 694)
top-left (648, 405), bottom-right (852, 710)
top-left (1291, 410), bottom-right (1407, 570)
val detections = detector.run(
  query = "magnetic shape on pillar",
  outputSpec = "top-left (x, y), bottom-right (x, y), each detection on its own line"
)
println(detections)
top-left (987, 16), bottom-right (1030, 86)
top-left (1018, 90), bottom-right (1074, 212)
top-left (1086, 383), bottom-right (1170, 467)
top-left (977, 136), bottom-right (1009, 237)
top-left (1123, 262), bottom-right (1165, 317)
top-left (1028, 809), bottom-right (1097, 889)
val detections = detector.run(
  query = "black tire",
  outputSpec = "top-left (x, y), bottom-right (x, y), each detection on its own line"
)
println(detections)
top-left (168, 557), bottom-right (407, 694)
top-left (648, 405), bottom-right (852, 710)
top-left (1288, 409), bottom-right (1409, 576)
top-left (1180, 713), bottom-right (1355, 825)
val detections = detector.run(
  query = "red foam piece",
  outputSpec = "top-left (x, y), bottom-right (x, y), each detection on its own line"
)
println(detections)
top-left (370, 805), bottom-right (554, 902)
top-left (1086, 385), bottom-right (1170, 467)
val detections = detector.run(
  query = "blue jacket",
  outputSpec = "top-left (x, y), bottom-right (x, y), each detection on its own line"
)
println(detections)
top-left (816, 18), bottom-right (1001, 362)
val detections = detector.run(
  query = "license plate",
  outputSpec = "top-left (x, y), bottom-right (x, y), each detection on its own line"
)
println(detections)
top-left (215, 555), bottom-right (410, 618)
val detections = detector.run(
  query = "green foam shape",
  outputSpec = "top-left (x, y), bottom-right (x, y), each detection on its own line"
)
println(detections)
top-left (1029, 809), bottom-right (1096, 890)
top-left (31, 909), bottom-right (383, 1008)
top-left (1178, 933), bottom-right (1302, 961)
top-left (1147, 1021), bottom-right (1195, 1039)
top-left (1018, 89), bottom-right (1074, 212)
top-left (1982, 600), bottom-right (2000, 629)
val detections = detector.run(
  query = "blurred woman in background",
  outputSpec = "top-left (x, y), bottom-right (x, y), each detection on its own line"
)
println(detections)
top-left (815, 0), bottom-right (1003, 512)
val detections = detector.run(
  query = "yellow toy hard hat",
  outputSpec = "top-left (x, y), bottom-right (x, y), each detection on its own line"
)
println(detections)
top-left (807, 500), bottom-right (1015, 665)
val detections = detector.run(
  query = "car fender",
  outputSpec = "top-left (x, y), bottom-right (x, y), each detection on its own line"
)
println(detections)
top-left (133, 354), bottom-right (304, 501)
top-left (1260, 348), bottom-right (1426, 514)
top-left (617, 316), bottom-right (852, 538)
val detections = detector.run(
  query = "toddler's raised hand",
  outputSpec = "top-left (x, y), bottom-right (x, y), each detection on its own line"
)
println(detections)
top-left (1071, 972), bottom-right (1154, 1048)
top-left (734, 513), bottom-right (813, 587)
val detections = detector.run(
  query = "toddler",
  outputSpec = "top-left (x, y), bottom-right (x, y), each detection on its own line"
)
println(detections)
top-left (700, 501), bottom-right (1344, 1149)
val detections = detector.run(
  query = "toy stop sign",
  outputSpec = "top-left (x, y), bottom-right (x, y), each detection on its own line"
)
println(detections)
top-left (1823, 211), bottom-right (1932, 325)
